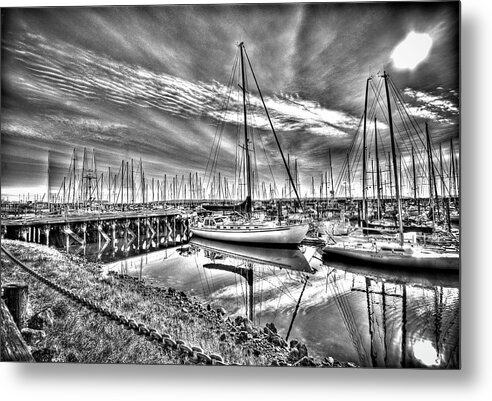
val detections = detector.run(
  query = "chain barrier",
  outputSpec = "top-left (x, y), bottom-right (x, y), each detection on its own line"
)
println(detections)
top-left (1, 245), bottom-right (230, 366)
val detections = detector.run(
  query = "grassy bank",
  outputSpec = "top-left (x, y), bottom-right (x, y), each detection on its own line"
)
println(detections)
top-left (1, 240), bottom-right (355, 367)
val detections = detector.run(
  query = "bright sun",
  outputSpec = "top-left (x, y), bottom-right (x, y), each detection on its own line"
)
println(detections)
top-left (391, 31), bottom-right (433, 70)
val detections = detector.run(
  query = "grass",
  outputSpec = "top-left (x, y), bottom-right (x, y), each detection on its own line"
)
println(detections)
top-left (1, 240), bottom-right (292, 365)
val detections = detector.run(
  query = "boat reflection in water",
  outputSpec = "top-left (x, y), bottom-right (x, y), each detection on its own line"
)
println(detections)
top-left (319, 259), bottom-right (459, 368)
top-left (102, 238), bottom-right (459, 368)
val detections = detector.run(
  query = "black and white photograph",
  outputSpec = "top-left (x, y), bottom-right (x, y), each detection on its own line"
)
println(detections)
top-left (1, 0), bottom-right (462, 374)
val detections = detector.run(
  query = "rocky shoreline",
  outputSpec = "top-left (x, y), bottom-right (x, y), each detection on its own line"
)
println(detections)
top-left (1, 240), bottom-right (357, 367)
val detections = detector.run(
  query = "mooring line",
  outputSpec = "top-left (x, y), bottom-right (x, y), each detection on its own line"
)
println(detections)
top-left (1, 245), bottom-right (231, 366)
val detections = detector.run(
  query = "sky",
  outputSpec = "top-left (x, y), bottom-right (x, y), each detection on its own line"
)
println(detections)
top-left (0, 2), bottom-right (460, 200)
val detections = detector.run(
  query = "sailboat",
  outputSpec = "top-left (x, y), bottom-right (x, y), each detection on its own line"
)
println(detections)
top-left (322, 72), bottom-right (459, 271)
top-left (191, 42), bottom-right (309, 246)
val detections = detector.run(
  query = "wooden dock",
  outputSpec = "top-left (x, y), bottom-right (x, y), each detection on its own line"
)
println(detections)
top-left (1, 207), bottom-right (183, 227)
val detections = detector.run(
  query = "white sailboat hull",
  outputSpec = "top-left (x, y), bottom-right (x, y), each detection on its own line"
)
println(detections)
top-left (191, 223), bottom-right (309, 245)
top-left (322, 243), bottom-right (459, 270)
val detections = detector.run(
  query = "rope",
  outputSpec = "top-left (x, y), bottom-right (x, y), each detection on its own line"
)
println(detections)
top-left (1, 245), bottom-right (230, 366)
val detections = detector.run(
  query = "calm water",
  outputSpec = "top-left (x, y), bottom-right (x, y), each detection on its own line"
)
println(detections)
top-left (76, 236), bottom-right (459, 368)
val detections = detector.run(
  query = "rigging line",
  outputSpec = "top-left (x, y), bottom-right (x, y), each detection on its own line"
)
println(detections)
top-left (258, 275), bottom-right (298, 303)
top-left (334, 114), bottom-right (365, 195)
top-left (271, 290), bottom-right (284, 323)
top-left (390, 84), bottom-right (429, 171)
top-left (194, 255), bottom-right (207, 297)
top-left (243, 46), bottom-right (303, 206)
top-left (388, 76), bottom-right (431, 154)
top-left (204, 51), bottom-right (239, 190)
top-left (249, 100), bottom-right (279, 195)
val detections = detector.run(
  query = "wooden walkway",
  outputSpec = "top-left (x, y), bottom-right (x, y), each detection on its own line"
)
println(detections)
top-left (1, 207), bottom-right (183, 227)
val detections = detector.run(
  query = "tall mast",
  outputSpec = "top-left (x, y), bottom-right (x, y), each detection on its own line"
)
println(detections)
top-left (374, 118), bottom-right (382, 220)
top-left (412, 147), bottom-right (419, 214)
top-left (426, 123), bottom-right (440, 225)
top-left (72, 149), bottom-right (76, 205)
top-left (450, 138), bottom-right (457, 199)
top-left (47, 150), bottom-right (51, 211)
top-left (383, 72), bottom-right (404, 246)
top-left (439, 143), bottom-right (445, 198)
top-left (239, 43), bottom-right (252, 215)
top-left (346, 153), bottom-right (352, 199)
top-left (329, 149), bottom-right (334, 200)
top-left (362, 77), bottom-right (371, 222)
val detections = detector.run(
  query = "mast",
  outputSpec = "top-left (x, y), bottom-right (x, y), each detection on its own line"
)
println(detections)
top-left (131, 159), bottom-right (134, 204)
top-left (374, 118), bottom-right (382, 220)
top-left (329, 149), bottom-right (334, 200)
top-left (239, 43), bottom-right (252, 215)
top-left (383, 72), bottom-right (404, 246)
top-left (325, 170), bottom-right (328, 200)
top-left (72, 149), bottom-right (76, 206)
top-left (426, 122), bottom-right (440, 226)
top-left (47, 150), bottom-right (51, 211)
top-left (346, 153), bottom-right (352, 199)
top-left (450, 138), bottom-right (458, 199)
top-left (362, 77), bottom-right (371, 223)
top-left (412, 147), bottom-right (419, 214)
top-left (439, 143), bottom-right (445, 198)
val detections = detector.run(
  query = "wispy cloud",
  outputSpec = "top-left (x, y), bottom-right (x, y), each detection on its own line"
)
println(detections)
top-left (5, 32), bottom-right (357, 140)
top-left (402, 87), bottom-right (459, 123)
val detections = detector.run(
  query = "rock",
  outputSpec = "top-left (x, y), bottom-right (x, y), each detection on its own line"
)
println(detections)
top-left (324, 356), bottom-right (335, 366)
top-left (219, 333), bottom-right (227, 342)
top-left (28, 308), bottom-right (54, 330)
top-left (21, 328), bottom-right (46, 345)
top-left (216, 307), bottom-right (227, 316)
top-left (294, 356), bottom-right (317, 367)
top-left (181, 307), bottom-right (189, 314)
top-left (32, 347), bottom-right (56, 362)
top-left (207, 304), bottom-right (211, 311)
top-left (289, 339), bottom-right (299, 349)
top-left (347, 362), bottom-right (358, 368)
top-left (270, 335), bottom-right (287, 348)
top-left (288, 348), bottom-right (300, 362)
top-left (237, 330), bottom-right (249, 343)
top-left (263, 327), bottom-right (272, 336)
top-left (266, 322), bottom-right (277, 334)
top-left (234, 316), bottom-right (244, 326)
top-left (297, 343), bottom-right (309, 359)
top-left (243, 319), bottom-right (253, 333)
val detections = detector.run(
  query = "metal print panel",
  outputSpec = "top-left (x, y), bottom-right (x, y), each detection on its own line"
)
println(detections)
top-left (1, 2), bottom-right (460, 368)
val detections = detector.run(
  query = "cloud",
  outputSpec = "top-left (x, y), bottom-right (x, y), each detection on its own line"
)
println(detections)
top-left (4, 32), bottom-right (358, 141)
top-left (402, 87), bottom-right (459, 123)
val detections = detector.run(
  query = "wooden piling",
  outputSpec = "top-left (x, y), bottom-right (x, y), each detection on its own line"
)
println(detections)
top-left (1, 282), bottom-right (29, 329)
top-left (0, 298), bottom-right (35, 362)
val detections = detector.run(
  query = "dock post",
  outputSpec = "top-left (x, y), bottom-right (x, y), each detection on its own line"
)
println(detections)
top-left (65, 224), bottom-right (70, 252)
top-left (156, 217), bottom-right (160, 247)
top-left (98, 220), bottom-right (101, 249)
top-left (137, 218), bottom-right (141, 251)
top-left (112, 221), bottom-right (117, 249)
top-left (2, 282), bottom-right (29, 329)
top-left (44, 226), bottom-right (50, 246)
top-left (124, 219), bottom-right (129, 253)
top-left (173, 216), bottom-right (176, 245)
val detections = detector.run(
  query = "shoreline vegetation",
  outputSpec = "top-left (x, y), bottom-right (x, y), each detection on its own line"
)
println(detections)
top-left (1, 239), bottom-right (356, 367)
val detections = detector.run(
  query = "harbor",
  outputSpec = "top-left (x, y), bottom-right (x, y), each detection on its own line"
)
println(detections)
top-left (1, 3), bottom-right (460, 370)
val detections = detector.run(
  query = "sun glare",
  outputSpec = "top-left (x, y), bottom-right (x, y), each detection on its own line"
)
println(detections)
top-left (413, 339), bottom-right (440, 366)
top-left (391, 31), bottom-right (433, 70)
